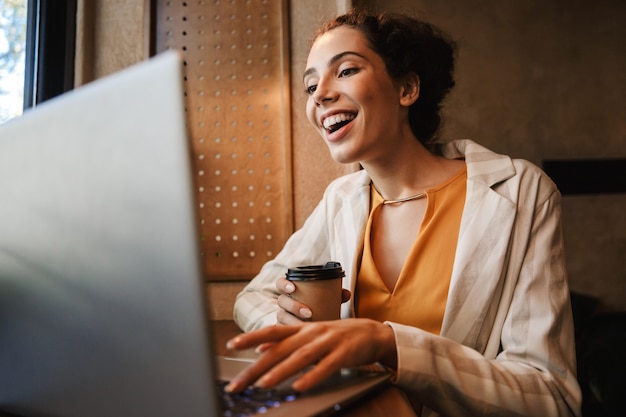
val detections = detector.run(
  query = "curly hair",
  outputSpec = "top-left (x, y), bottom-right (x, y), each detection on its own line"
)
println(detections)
top-left (314, 9), bottom-right (457, 148)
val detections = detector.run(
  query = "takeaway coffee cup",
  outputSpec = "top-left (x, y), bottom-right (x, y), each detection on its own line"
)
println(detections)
top-left (286, 261), bottom-right (345, 321)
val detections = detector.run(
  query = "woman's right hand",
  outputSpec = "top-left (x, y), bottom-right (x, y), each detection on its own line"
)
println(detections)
top-left (275, 277), bottom-right (352, 325)
top-left (225, 318), bottom-right (397, 393)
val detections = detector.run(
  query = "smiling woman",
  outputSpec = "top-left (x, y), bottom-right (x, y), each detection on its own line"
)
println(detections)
top-left (230, 8), bottom-right (582, 417)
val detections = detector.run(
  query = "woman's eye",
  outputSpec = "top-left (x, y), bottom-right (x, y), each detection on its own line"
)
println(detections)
top-left (339, 68), bottom-right (358, 77)
top-left (306, 85), bottom-right (317, 95)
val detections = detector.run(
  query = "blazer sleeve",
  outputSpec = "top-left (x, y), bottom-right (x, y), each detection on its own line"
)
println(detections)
top-left (233, 189), bottom-right (334, 332)
top-left (233, 172), bottom-right (369, 332)
top-left (387, 188), bottom-right (581, 417)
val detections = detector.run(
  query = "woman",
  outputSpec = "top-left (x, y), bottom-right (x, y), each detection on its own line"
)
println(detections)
top-left (226, 9), bottom-right (581, 417)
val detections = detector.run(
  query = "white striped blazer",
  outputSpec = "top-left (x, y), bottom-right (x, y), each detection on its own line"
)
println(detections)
top-left (233, 139), bottom-right (582, 417)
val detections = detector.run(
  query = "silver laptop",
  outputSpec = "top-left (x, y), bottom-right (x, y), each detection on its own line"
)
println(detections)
top-left (0, 52), bottom-right (388, 417)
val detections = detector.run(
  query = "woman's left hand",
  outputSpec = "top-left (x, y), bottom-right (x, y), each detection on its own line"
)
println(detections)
top-left (275, 277), bottom-right (353, 324)
top-left (225, 318), bottom-right (397, 393)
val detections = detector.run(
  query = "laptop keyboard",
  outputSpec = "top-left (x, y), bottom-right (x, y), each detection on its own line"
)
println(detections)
top-left (218, 380), bottom-right (299, 417)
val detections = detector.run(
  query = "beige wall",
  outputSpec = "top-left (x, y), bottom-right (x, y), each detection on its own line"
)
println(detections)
top-left (75, 0), bottom-right (150, 86)
top-left (77, 0), bottom-right (625, 316)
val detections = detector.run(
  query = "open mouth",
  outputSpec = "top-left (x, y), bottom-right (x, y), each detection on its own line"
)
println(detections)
top-left (323, 113), bottom-right (356, 134)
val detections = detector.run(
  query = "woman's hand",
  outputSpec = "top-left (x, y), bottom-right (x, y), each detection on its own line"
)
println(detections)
top-left (275, 277), bottom-right (352, 325)
top-left (225, 318), bottom-right (397, 393)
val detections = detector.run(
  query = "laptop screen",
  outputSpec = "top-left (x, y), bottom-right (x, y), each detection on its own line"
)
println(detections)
top-left (0, 52), bottom-right (222, 417)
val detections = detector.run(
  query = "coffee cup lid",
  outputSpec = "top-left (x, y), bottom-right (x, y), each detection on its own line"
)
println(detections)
top-left (286, 261), bottom-right (345, 281)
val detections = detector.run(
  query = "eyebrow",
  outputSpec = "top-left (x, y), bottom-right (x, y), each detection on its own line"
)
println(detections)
top-left (303, 51), bottom-right (368, 81)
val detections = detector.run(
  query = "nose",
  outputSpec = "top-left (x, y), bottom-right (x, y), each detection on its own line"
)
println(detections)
top-left (312, 79), bottom-right (338, 106)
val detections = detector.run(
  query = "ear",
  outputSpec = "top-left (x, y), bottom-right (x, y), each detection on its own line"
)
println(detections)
top-left (399, 73), bottom-right (420, 107)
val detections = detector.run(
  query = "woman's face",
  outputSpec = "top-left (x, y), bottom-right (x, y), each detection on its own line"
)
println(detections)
top-left (303, 26), bottom-right (408, 165)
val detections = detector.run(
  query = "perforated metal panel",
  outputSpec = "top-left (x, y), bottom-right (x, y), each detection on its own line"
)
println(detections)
top-left (155, 0), bottom-right (293, 280)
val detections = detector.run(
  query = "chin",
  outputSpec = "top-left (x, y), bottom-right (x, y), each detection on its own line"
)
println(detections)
top-left (325, 141), bottom-right (362, 165)
top-left (329, 152), bottom-right (358, 165)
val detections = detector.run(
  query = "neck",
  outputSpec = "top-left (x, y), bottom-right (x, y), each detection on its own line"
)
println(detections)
top-left (362, 142), bottom-right (440, 200)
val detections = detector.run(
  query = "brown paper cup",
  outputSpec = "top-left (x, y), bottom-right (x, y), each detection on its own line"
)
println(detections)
top-left (285, 261), bottom-right (345, 321)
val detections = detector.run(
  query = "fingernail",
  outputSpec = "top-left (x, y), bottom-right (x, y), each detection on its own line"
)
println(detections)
top-left (299, 307), bottom-right (312, 319)
top-left (255, 375), bottom-right (270, 389)
top-left (285, 282), bottom-right (295, 292)
top-left (292, 379), bottom-right (305, 392)
top-left (255, 344), bottom-right (269, 354)
top-left (226, 336), bottom-right (240, 350)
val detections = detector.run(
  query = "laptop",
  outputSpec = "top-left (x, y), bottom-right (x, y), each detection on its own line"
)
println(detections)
top-left (0, 51), bottom-right (389, 417)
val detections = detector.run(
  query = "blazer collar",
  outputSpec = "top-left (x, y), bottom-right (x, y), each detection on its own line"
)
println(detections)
top-left (439, 140), bottom-right (518, 352)
top-left (442, 139), bottom-right (516, 190)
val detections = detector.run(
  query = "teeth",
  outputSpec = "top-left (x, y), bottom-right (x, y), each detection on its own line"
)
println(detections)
top-left (323, 113), bottom-right (355, 130)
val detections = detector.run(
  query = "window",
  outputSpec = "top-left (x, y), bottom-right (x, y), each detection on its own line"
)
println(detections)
top-left (0, 0), bottom-right (27, 123)
top-left (0, 0), bottom-right (76, 124)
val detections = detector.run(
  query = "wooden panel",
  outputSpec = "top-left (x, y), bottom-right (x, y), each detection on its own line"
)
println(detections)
top-left (154, 0), bottom-right (292, 281)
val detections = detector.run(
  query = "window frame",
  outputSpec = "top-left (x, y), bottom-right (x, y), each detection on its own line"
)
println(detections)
top-left (24, 0), bottom-right (77, 109)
